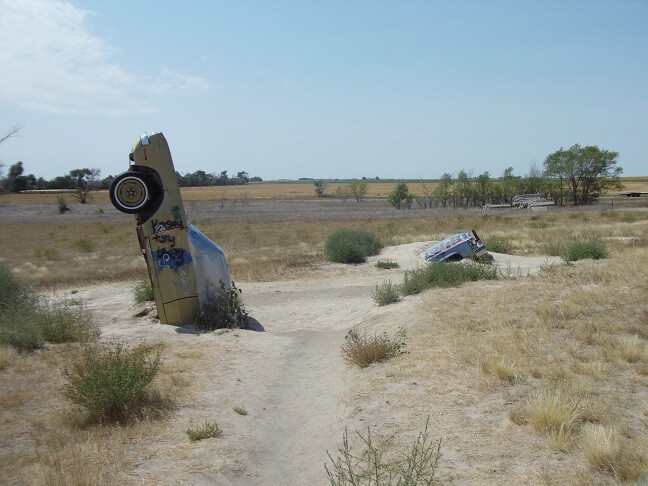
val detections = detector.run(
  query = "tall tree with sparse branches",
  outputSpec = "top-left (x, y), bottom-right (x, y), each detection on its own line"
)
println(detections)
top-left (544, 144), bottom-right (622, 205)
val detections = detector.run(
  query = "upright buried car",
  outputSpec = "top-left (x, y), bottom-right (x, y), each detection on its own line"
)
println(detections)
top-left (109, 132), bottom-right (230, 325)
top-left (420, 230), bottom-right (486, 262)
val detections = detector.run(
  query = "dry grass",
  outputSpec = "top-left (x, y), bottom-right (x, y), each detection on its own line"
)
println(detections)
top-left (580, 423), bottom-right (648, 480)
top-left (1, 202), bottom-right (647, 289)
top-left (395, 232), bottom-right (648, 483)
top-left (0, 345), bottom-right (19, 370)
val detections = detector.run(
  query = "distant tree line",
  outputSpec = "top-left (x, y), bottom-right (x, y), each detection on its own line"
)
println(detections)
top-left (387, 145), bottom-right (622, 208)
top-left (175, 170), bottom-right (262, 187)
top-left (0, 162), bottom-right (261, 196)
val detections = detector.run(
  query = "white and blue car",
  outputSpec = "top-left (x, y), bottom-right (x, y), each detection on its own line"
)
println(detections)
top-left (420, 230), bottom-right (486, 262)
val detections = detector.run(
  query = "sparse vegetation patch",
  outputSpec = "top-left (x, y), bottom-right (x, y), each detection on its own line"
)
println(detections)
top-left (186, 421), bottom-right (223, 442)
top-left (0, 264), bottom-right (97, 350)
top-left (132, 276), bottom-right (154, 304)
top-left (371, 280), bottom-right (400, 306)
top-left (63, 341), bottom-right (162, 423)
top-left (341, 328), bottom-right (405, 368)
top-left (196, 280), bottom-right (249, 330)
top-left (325, 228), bottom-right (382, 264)
top-left (325, 419), bottom-right (441, 485)
top-left (400, 262), bottom-right (497, 296)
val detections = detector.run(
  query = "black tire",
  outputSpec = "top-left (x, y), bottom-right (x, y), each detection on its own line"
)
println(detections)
top-left (110, 171), bottom-right (153, 214)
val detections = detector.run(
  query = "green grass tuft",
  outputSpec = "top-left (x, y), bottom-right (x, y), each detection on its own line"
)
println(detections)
top-left (375, 260), bottom-right (399, 269)
top-left (325, 228), bottom-right (382, 264)
top-left (371, 280), bottom-right (400, 306)
top-left (132, 277), bottom-right (154, 304)
top-left (485, 235), bottom-right (513, 254)
top-left (400, 261), bottom-right (497, 296)
top-left (561, 238), bottom-right (608, 262)
top-left (186, 421), bottom-right (223, 442)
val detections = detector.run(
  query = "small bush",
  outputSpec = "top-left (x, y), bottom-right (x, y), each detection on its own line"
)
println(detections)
top-left (38, 300), bottom-right (99, 344)
top-left (325, 229), bottom-right (382, 264)
top-left (341, 328), bottom-right (405, 368)
top-left (186, 421), bottom-right (223, 442)
top-left (325, 418), bottom-right (441, 485)
top-left (132, 277), bottom-right (154, 304)
top-left (63, 341), bottom-right (161, 422)
top-left (485, 235), bottom-right (513, 254)
top-left (56, 195), bottom-right (70, 213)
top-left (375, 260), bottom-right (399, 269)
top-left (75, 238), bottom-right (96, 252)
top-left (43, 248), bottom-right (60, 260)
top-left (561, 238), bottom-right (608, 262)
top-left (400, 262), bottom-right (497, 296)
top-left (196, 281), bottom-right (249, 331)
top-left (371, 280), bottom-right (400, 306)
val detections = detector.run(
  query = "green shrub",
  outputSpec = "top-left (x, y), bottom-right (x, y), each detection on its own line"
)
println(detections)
top-left (38, 300), bottom-right (99, 344)
top-left (371, 280), bottom-right (400, 306)
top-left (75, 238), bottom-right (96, 252)
top-left (485, 235), bottom-right (513, 254)
top-left (63, 341), bottom-right (161, 422)
top-left (622, 212), bottom-right (636, 223)
top-left (56, 195), bottom-right (70, 214)
top-left (196, 281), bottom-right (249, 331)
top-left (561, 238), bottom-right (608, 262)
top-left (186, 421), bottom-right (223, 442)
top-left (132, 277), bottom-right (154, 304)
top-left (341, 328), bottom-right (405, 368)
top-left (0, 264), bottom-right (98, 350)
top-left (375, 260), bottom-right (399, 269)
top-left (0, 264), bottom-right (33, 314)
top-left (0, 304), bottom-right (42, 350)
top-left (400, 262), bottom-right (498, 296)
top-left (325, 229), bottom-right (382, 264)
top-left (325, 418), bottom-right (441, 485)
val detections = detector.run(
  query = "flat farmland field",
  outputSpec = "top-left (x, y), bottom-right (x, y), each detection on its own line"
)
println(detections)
top-left (2, 176), bottom-right (647, 205)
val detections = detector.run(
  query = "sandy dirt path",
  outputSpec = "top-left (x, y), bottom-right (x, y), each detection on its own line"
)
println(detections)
top-left (58, 244), bottom-right (563, 485)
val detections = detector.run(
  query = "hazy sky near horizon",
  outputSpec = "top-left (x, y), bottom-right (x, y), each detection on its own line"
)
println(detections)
top-left (0, 0), bottom-right (646, 181)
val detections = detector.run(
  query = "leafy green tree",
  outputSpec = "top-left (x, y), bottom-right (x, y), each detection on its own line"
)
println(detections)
top-left (544, 144), bottom-right (622, 205)
top-left (347, 180), bottom-right (368, 202)
top-left (69, 168), bottom-right (100, 204)
top-left (475, 171), bottom-right (492, 206)
top-left (387, 182), bottom-right (413, 209)
top-left (433, 173), bottom-right (454, 207)
top-left (314, 180), bottom-right (327, 197)
top-left (456, 170), bottom-right (471, 207)
top-left (500, 167), bottom-right (517, 204)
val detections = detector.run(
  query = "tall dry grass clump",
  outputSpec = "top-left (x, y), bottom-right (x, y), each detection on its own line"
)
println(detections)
top-left (341, 328), bottom-right (405, 368)
top-left (580, 423), bottom-right (648, 480)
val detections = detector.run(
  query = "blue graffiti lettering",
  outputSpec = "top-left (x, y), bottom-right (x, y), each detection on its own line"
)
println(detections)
top-left (154, 247), bottom-right (192, 272)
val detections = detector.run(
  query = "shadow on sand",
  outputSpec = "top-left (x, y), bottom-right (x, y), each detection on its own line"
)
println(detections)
top-left (174, 315), bottom-right (265, 334)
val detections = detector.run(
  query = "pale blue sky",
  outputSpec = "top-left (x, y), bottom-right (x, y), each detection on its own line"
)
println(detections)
top-left (0, 0), bottom-right (646, 181)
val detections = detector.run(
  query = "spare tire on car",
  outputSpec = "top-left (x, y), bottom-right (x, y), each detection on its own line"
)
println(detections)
top-left (109, 171), bottom-right (156, 214)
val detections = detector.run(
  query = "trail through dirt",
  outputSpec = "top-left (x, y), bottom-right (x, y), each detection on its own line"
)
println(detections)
top-left (61, 244), bottom-right (563, 485)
